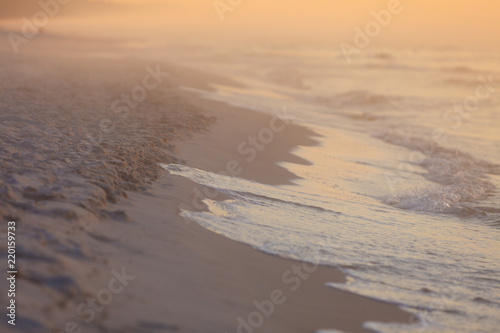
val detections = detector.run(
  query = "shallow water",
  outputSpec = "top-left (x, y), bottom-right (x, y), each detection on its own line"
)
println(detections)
top-left (161, 46), bottom-right (500, 332)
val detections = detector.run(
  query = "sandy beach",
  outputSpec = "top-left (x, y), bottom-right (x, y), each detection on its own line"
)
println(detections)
top-left (0, 35), bottom-right (415, 333)
top-left (2, 1), bottom-right (500, 332)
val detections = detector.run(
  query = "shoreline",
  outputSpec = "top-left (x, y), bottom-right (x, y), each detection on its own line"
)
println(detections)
top-left (0, 36), bottom-right (414, 333)
top-left (101, 82), bottom-right (415, 332)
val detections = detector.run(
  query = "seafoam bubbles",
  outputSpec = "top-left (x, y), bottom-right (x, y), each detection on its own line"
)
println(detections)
top-left (377, 130), bottom-right (499, 215)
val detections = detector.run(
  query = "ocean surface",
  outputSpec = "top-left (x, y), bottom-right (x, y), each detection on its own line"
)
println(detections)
top-left (157, 44), bottom-right (500, 332)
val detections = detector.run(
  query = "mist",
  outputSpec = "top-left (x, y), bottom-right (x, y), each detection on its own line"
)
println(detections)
top-left (1, 0), bottom-right (499, 50)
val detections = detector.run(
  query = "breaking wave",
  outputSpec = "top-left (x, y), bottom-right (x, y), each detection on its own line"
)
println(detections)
top-left (376, 131), bottom-right (499, 215)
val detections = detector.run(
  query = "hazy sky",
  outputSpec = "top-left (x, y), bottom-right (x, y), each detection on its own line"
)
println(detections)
top-left (1, 0), bottom-right (499, 50)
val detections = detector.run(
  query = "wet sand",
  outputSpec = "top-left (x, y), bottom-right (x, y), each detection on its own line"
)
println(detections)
top-left (0, 35), bottom-right (414, 333)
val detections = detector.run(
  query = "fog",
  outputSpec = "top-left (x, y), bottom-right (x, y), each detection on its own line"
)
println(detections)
top-left (1, 0), bottom-right (499, 50)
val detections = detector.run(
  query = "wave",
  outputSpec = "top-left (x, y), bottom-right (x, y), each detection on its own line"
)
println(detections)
top-left (382, 185), bottom-right (493, 215)
top-left (160, 163), bottom-right (339, 213)
top-left (336, 90), bottom-right (391, 107)
top-left (443, 78), bottom-right (482, 87)
top-left (376, 132), bottom-right (499, 216)
top-left (372, 52), bottom-right (393, 60)
top-left (445, 65), bottom-right (475, 73)
top-left (363, 62), bottom-right (415, 71)
top-left (347, 112), bottom-right (379, 121)
top-left (315, 90), bottom-right (396, 110)
top-left (266, 66), bottom-right (308, 89)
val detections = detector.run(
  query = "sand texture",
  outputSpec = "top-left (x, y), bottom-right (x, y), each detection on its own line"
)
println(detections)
top-left (0, 36), bottom-right (413, 333)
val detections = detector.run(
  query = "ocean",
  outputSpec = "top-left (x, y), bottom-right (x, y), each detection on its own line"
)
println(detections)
top-left (158, 44), bottom-right (500, 332)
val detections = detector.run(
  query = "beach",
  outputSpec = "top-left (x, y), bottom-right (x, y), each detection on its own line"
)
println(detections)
top-left (2, 1), bottom-right (500, 332)
top-left (0, 35), bottom-right (415, 333)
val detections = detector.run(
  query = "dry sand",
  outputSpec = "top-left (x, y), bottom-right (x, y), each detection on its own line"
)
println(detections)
top-left (0, 35), bottom-right (414, 333)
